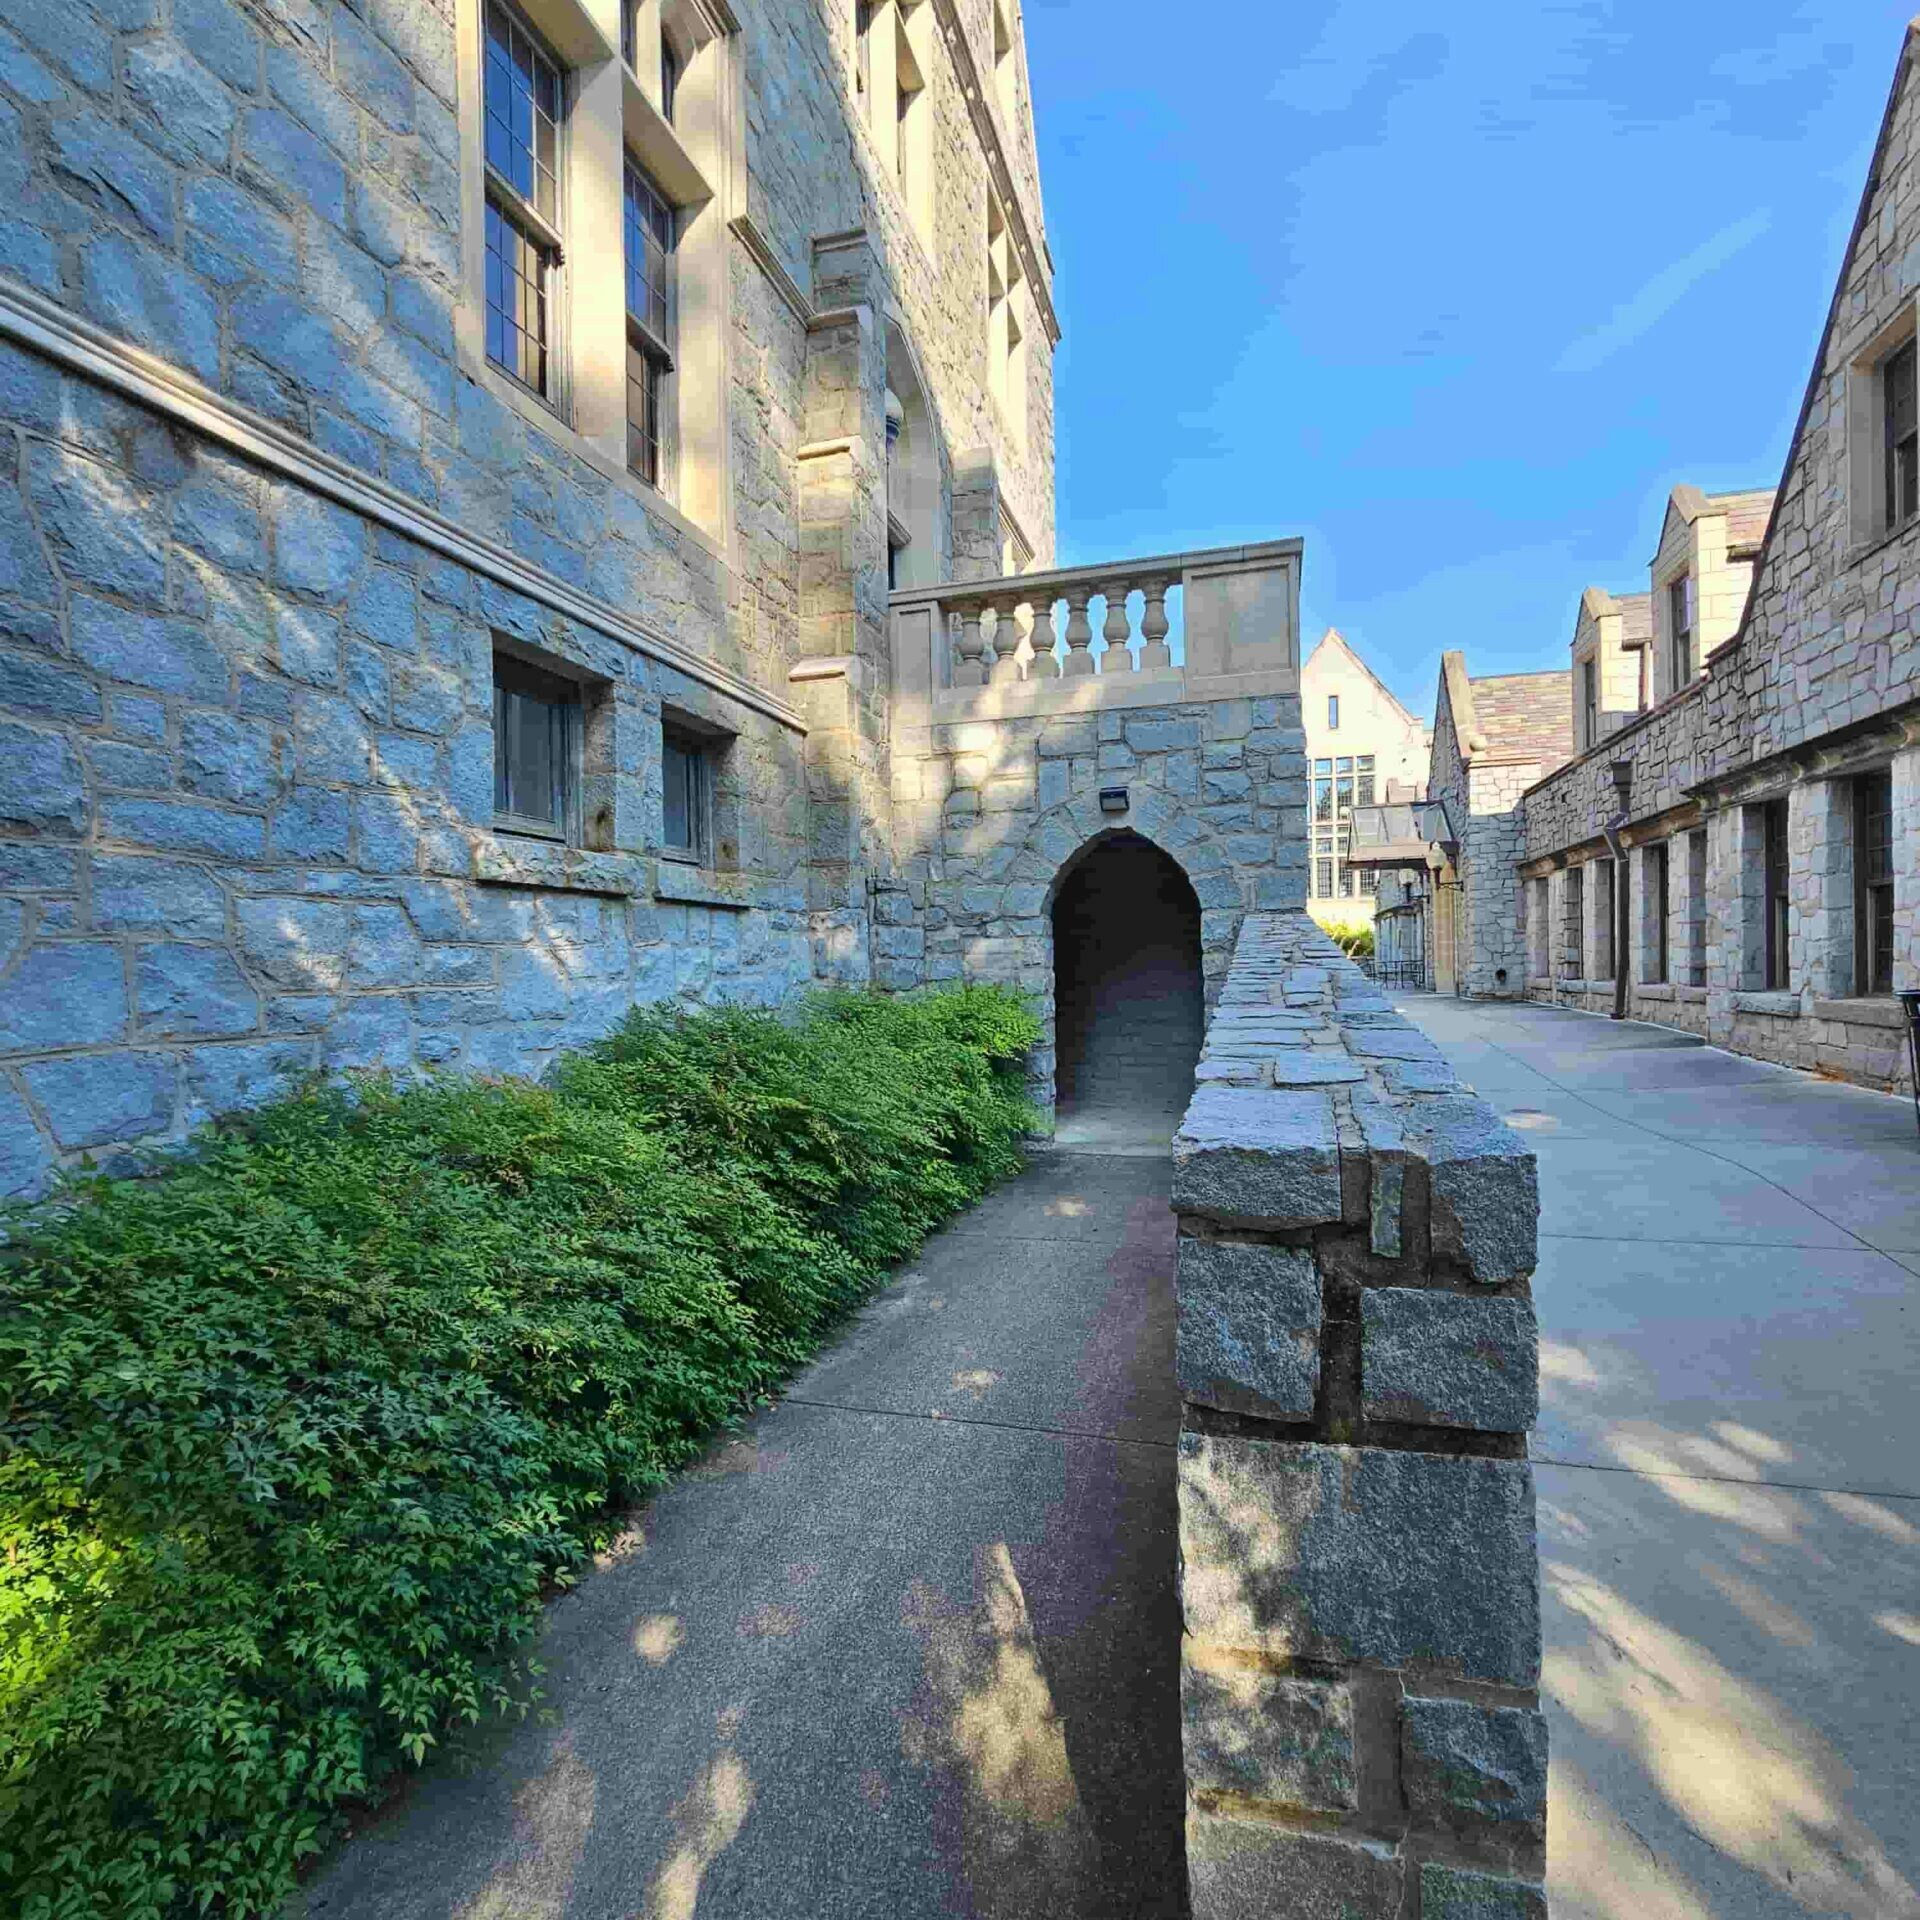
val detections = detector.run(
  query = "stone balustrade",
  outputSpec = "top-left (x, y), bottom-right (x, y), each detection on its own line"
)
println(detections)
top-left (1172, 912), bottom-right (1547, 1919)
top-left (889, 539), bottom-right (1302, 735)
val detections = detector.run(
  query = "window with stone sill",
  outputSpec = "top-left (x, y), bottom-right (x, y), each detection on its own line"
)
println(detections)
top-left (623, 153), bottom-right (675, 490)
top-left (1667, 573), bottom-right (1694, 695)
top-left (1327, 694), bottom-right (1339, 731)
top-left (1562, 868), bottom-right (1584, 980)
top-left (484, 1), bottom-right (565, 404)
top-left (1759, 797), bottom-right (1790, 991)
top-left (494, 651), bottom-right (583, 840)
top-left (1853, 767), bottom-right (1893, 995)
top-left (661, 719), bottom-right (727, 865)
top-left (1644, 840), bottom-right (1670, 984)
top-left (1580, 658), bottom-right (1597, 749)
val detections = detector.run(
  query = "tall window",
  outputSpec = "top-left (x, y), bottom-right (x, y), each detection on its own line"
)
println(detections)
top-left (854, 0), bottom-right (872, 104)
top-left (1854, 769), bottom-right (1894, 994)
top-left (1327, 694), bottom-right (1340, 730)
top-left (660, 29), bottom-right (682, 120)
top-left (1315, 856), bottom-right (1333, 898)
top-left (494, 652), bottom-right (580, 839)
top-left (1646, 841), bottom-right (1670, 984)
top-left (484, 3), bottom-right (563, 401)
top-left (1761, 798), bottom-right (1790, 990)
top-left (1885, 338), bottom-right (1918, 531)
top-left (1581, 659), bottom-right (1597, 747)
top-left (1668, 574), bottom-right (1694, 694)
top-left (895, 19), bottom-right (922, 190)
top-left (623, 155), bottom-right (674, 488)
top-left (661, 724), bottom-right (712, 862)
top-left (1563, 867), bottom-right (1584, 979)
top-left (1313, 758), bottom-right (1332, 823)
top-left (1594, 859), bottom-right (1615, 981)
top-left (621, 0), bottom-right (637, 67)
top-left (1334, 755), bottom-right (1354, 814)
top-left (1356, 755), bottom-right (1375, 808)
top-left (1686, 830), bottom-right (1708, 986)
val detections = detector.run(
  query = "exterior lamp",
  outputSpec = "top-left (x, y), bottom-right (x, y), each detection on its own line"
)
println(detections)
top-left (1098, 787), bottom-right (1130, 814)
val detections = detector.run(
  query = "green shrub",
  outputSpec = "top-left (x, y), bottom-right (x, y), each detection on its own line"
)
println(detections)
top-left (0, 986), bottom-right (1038, 1919)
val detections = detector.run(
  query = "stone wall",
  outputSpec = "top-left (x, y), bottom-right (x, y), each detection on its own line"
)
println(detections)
top-left (1510, 28), bottom-right (1920, 1094)
top-left (0, 0), bottom-right (1068, 1193)
top-left (1172, 913), bottom-right (1547, 1918)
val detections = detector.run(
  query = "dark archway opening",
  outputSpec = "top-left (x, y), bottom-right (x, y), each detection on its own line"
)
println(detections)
top-left (1051, 832), bottom-right (1204, 1147)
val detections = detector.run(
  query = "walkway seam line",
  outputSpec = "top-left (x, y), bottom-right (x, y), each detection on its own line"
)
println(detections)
top-left (779, 1393), bottom-right (1177, 1450)
top-left (1532, 1452), bottom-right (1920, 1502)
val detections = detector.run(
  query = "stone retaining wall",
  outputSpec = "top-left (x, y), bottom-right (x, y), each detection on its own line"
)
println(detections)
top-left (1172, 912), bottom-right (1547, 1917)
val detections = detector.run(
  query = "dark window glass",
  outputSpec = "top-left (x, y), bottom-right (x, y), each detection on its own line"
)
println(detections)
top-left (660, 31), bottom-right (681, 120)
top-left (662, 727), bottom-right (709, 861)
top-left (1315, 857), bottom-right (1333, 898)
top-left (1885, 339), bottom-right (1918, 529)
top-left (1647, 841), bottom-right (1669, 984)
top-left (484, 2), bottom-right (560, 219)
top-left (485, 200), bottom-right (551, 395)
top-left (1313, 774), bottom-right (1332, 823)
top-left (493, 654), bottom-right (578, 836)
top-left (1762, 798), bottom-right (1790, 990)
top-left (1668, 575), bottom-right (1694, 693)
top-left (1564, 868), bottom-right (1584, 979)
top-left (855, 0), bottom-right (872, 97)
top-left (621, 0), bottom-right (636, 67)
top-left (1687, 830), bottom-right (1708, 985)
top-left (1581, 659), bottom-right (1597, 745)
top-left (623, 156), bottom-right (674, 485)
top-left (1855, 769), bottom-right (1894, 994)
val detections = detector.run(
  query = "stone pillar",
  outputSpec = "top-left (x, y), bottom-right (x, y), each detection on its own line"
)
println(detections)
top-left (1790, 777), bottom-right (1853, 999)
top-left (1894, 745), bottom-right (1920, 992)
top-left (1173, 913), bottom-right (1547, 1919)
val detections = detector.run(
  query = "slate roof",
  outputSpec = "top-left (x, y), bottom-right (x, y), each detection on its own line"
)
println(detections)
top-left (1467, 669), bottom-right (1574, 766)
top-left (1708, 488), bottom-right (1776, 555)
top-left (1615, 592), bottom-right (1652, 645)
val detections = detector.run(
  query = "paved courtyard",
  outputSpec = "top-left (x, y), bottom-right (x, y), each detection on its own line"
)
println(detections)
top-left (1395, 994), bottom-right (1920, 1920)
top-left (296, 1153), bottom-right (1189, 1920)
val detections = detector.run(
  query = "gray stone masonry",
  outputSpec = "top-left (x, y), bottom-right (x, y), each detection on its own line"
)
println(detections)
top-left (1173, 912), bottom-right (1547, 1919)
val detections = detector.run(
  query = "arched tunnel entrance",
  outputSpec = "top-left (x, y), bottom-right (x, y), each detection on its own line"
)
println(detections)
top-left (1051, 832), bottom-right (1205, 1149)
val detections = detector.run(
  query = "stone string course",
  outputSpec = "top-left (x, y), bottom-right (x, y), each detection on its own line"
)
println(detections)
top-left (1173, 912), bottom-right (1546, 1919)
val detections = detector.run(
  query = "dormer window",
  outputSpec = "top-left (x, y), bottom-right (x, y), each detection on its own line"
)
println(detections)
top-left (1667, 574), bottom-right (1694, 694)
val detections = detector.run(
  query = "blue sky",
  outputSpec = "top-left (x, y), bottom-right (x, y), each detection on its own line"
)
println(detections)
top-left (1023, 1), bottom-right (1903, 719)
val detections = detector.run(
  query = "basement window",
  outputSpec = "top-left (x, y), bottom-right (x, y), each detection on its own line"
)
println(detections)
top-left (494, 651), bottom-right (582, 840)
top-left (1855, 769), bottom-right (1894, 995)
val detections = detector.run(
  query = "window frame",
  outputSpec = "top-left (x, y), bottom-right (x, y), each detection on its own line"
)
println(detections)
top-left (1563, 867), bottom-right (1584, 981)
top-left (1580, 657), bottom-right (1597, 748)
top-left (659, 720), bottom-right (714, 864)
top-left (1853, 768), bottom-right (1894, 995)
top-left (1885, 337), bottom-right (1919, 534)
top-left (622, 150), bottom-right (676, 491)
top-left (1667, 573), bottom-right (1694, 695)
top-left (1646, 840), bottom-right (1670, 985)
top-left (1327, 693), bottom-right (1340, 731)
top-left (493, 649), bottom-right (584, 842)
top-left (1761, 797), bottom-right (1790, 990)
top-left (482, 0), bottom-right (567, 410)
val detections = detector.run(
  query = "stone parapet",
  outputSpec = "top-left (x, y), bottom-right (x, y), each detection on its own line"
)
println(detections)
top-left (1173, 912), bottom-right (1547, 1917)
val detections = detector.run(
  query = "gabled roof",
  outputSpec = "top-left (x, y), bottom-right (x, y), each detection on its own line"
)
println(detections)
top-left (1439, 649), bottom-right (1573, 770)
top-left (1574, 585), bottom-right (1652, 651)
top-left (1654, 484), bottom-right (1778, 564)
top-left (1303, 627), bottom-right (1422, 731)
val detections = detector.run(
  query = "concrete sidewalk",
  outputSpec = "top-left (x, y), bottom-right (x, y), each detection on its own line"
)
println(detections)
top-left (1393, 994), bottom-right (1920, 1920)
top-left (297, 1153), bottom-right (1189, 1920)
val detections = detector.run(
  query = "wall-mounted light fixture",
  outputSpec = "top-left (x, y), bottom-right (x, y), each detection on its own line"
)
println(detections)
top-left (1098, 787), bottom-right (1129, 814)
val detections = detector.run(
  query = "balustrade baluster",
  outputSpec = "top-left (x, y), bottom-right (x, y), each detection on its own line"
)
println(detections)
top-left (1029, 596), bottom-right (1059, 675)
top-left (953, 602), bottom-right (988, 686)
top-left (1139, 580), bottom-right (1173, 671)
top-left (1102, 584), bottom-right (1134, 673)
top-left (1062, 589), bottom-right (1094, 676)
top-left (988, 598), bottom-right (1023, 684)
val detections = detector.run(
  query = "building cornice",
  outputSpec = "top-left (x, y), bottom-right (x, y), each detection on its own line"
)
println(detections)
top-left (0, 274), bottom-right (808, 734)
top-left (728, 214), bottom-right (813, 326)
top-left (928, 0), bottom-right (1060, 345)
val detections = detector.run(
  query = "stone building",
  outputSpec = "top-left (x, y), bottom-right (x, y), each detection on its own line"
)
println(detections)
top-left (1514, 24), bottom-right (1920, 1089)
top-left (1299, 625), bottom-right (1426, 924)
top-left (0, 0), bottom-right (1312, 1194)
top-left (1374, 655), bottom-right (1571, 998)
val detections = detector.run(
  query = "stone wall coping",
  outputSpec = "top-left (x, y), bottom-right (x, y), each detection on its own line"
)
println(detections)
top-left (1811, 996), bottom-right (1909, 1029)
top-left (1730, 989), bottom-right (1804, 1018)
top-left (1172, 914), bottom-right (1538, 1285)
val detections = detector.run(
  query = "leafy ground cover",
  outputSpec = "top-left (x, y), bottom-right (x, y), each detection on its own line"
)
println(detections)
top-left (0, 986), bottom-right (1038, 1919)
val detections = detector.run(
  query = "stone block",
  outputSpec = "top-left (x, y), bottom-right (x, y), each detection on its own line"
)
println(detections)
top-left (1173, 1086), bottom-right (1340, 1228)
top-left (1407, 1097), bottom-right (1539, 1284)
top-left (0, 1084), bottom-right (52, 1198)
top-left (1361, 1289), bottom-right (1538, 1433)
top-left (1181, 1662), bottom-right (1354, 1810)
top-left (1177, 1237), bottom-right (1320, 1417)
top-left (1265, 1052), bottom-right (1366, 1087)
top-left (0, 943), bottom-right (128, 1051)
top-left (79, 236), bottom-right (220, 384)
top-left (103, 799), bottom-right (265, 861)
top-left (1401, 1696), bottom-right (1547, 1838)
top-left (1178, 1436), bottom-right (1539, 1686)
top-left (1186, 1814), bottom-right (1402, 1919)
top-left (22, 1050), bottom-right (176, 1149)
top-left (181, 1038), bottom-right (316, 1124)
top-left (135, 944), bottom-right (259, 1038)
top-left (275, 489), bottom-right (367, 597)
top-left (1419, 1865), bottom-right (1547, 1920)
